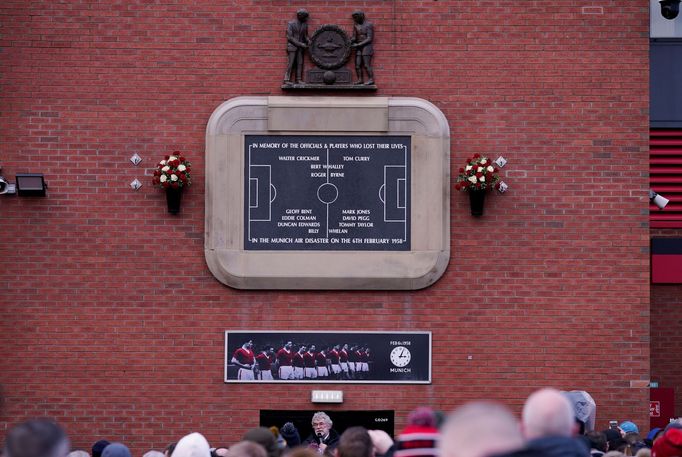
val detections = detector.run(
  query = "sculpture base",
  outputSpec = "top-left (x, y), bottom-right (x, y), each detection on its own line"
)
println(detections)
top-left (283, 68), bottom-right (377, 90)
top-left (281, 83), bottom-right (377, 91)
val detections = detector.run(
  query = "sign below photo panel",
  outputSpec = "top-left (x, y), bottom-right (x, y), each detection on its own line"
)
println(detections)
top-left (205, 96), bottom-right (450, 289)
top-left (225, 331), bottom-right (431, 384)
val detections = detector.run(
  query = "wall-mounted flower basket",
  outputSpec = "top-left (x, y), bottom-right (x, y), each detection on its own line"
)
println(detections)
top-left (152, 152), bottom-right (192, 215)
top-left (166, 187), bottom-right (183, 214)
top-left (454, 154), bottom-right (501, 217)
top-left (469, 189), bottom-right (486, 216)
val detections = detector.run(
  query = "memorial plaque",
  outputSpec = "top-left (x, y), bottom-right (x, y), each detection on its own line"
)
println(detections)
top-left (245, 135), bottom-right (410, 251)
top-left (206, 97), bottom-right (450, 289)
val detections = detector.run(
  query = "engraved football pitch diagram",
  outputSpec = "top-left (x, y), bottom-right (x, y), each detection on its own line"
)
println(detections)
top-left (245, 135), bottom-right (410, 251)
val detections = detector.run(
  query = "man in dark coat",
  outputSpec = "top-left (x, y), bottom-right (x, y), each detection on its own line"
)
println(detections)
top-left (304, 411), bottom-right (340, 456)
top-left (284, 9), bottom-right (309, 84)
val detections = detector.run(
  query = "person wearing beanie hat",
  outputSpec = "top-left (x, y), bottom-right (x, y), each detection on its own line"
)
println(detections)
top-left (280, 422), bottom-right (301, 449)
top-left (92, 440), bottom-right (111, 457)
top-left (621, 422), bottom-right (640, 435)
top-left (243, 427), bottom-right (281, 457)
top-left (653, 428), bottom-right (682, 457)
top-left (395, 407), bottom-right (439, 457)
top-left (102, 443), bottom-right (132, 457)
top-left (173, 432), bottom-right (211, 457)
top-left (406, 407), bottom-right (437, 428)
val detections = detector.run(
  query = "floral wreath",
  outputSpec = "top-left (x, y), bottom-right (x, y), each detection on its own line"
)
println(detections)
top-left (454, 154), bottom-right (500, 192)
top-left (152, 152), bottom-right (191, 189)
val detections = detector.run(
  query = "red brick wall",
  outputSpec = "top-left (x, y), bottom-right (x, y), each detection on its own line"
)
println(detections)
top-left (0, 1), bottom-right (651, 454)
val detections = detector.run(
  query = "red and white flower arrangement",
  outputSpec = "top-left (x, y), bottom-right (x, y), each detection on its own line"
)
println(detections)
top-left (152, 152), bottom-right (192, 189)
top-left (454, 154), bottom-right (501, 192)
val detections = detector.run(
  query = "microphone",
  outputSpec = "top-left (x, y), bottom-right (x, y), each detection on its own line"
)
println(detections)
top-left (317, 433), bottom-right (324, 444)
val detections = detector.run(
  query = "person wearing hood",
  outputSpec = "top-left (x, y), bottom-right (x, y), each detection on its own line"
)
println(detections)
top-left (304, 412), bottom-right (340, 456)
top-left (173, 432), bottom-right (211, 457)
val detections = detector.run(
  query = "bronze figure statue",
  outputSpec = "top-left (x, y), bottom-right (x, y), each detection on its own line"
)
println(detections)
top-left (284, 9), bottom-right (310, 85)
top-left (350, 10), bottom-right (374, 85)
top-left (281, 9), bottom-right (377, 90)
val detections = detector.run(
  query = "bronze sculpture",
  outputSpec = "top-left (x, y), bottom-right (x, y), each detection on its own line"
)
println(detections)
top-left (350, 10), bottom-right (374, 85)
top-left (281, 9), bottom-right (377, 90)
top-left (284, 9), bottom-right (310, 85)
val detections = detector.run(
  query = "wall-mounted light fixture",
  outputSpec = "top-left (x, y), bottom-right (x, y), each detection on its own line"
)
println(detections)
top-left (660, 0), bottom-right (681, 20)
top-left (15, 173), bottom-right (47, 196)
top-left (650, 189), bottom-right (669, 210)
top-left (0, 167), bottom-right (48, 197)
top-left (311, 390), bottom-right (343, 404)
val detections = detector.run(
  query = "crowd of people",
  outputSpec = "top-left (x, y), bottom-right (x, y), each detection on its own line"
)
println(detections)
top-left (3, 388), bottom-right (682, 457)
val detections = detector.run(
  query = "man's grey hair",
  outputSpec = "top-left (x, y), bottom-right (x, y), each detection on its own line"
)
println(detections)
top-left (142, 452), bottom-right (165, 457)
top-left (67, 452), bottom-right (90, 457)
top-left (312, 412), bottom-right (333, 427)
top-left (440, 401), bottom-right (524, 457)
top-left (522, 388), bottom-right (575, 440)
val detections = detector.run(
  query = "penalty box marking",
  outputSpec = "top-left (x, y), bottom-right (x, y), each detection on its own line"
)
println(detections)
top-left (382, 145), bottom-right (408, 242)
top-left (248, 144), bottom-right (276, 241)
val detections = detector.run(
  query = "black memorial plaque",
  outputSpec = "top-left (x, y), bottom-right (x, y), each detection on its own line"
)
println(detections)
top-left (245, 135), bottom-right (410, 251)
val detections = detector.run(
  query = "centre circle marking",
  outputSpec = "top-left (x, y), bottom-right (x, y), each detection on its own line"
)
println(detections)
top-left (317, 182), bottom-right (339, 204)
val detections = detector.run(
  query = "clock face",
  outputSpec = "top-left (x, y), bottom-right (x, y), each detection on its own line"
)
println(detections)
top-left (390, 346), bottom-right (411, 367)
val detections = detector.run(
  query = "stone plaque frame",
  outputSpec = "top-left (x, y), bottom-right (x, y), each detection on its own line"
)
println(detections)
top-left (205, 96), bottom-right (450, 289)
